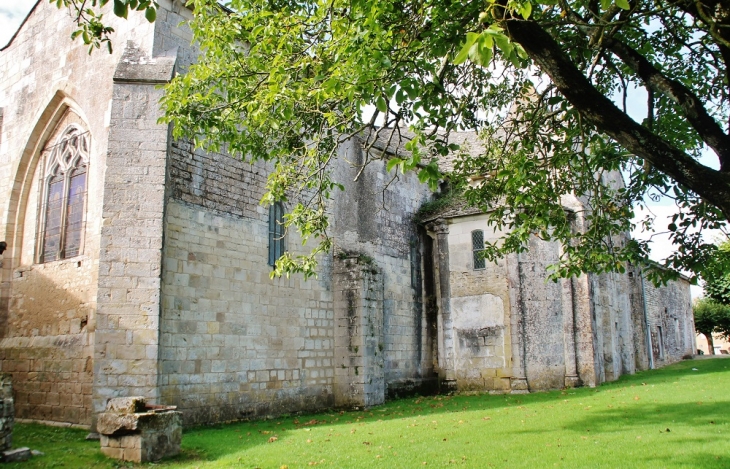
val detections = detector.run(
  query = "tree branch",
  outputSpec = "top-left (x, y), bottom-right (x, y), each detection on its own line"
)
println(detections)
top-left (603, 36), bottom-right (730, 171)
top-left (504, 18), bottom-right (730, 219)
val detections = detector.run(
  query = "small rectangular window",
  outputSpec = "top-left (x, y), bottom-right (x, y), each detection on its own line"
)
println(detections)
top-left (268, 202), bottom-right (286, 266)
top-left (472, 229), bottom-right (485, 270)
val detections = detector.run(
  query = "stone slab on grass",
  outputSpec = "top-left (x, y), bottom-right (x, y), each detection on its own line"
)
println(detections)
top-left (98, 397), bottom-right (181, 463)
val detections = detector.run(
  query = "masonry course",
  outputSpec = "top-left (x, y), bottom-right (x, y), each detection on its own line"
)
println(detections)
top-left (0, 0), bottom-right (695, 431)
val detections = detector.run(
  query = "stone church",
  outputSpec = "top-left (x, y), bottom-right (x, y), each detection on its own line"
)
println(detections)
top-left (0, 0), bottom-right (694, 429)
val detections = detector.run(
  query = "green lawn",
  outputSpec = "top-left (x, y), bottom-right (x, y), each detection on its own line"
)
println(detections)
top-left (8, 358), bottom-right (730, 468)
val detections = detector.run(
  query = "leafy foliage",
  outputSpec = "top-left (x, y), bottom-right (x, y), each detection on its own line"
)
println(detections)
top-left (53, 0), bottom-right (157, 53)
top-left (694, 298), bottom-right (730, 356)
top-left (702, 240), bottom-right (730, 305)
top-left (65, 0), bottom-right (730, 279)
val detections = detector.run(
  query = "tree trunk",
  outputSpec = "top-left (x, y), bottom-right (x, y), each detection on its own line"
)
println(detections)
top-left (705, 332), bottom-right (716, 355)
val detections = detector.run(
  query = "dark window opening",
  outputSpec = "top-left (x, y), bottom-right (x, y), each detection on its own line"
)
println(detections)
top-left (657, 326), bottom-right (665, 359)
top-left (268, 202), bottom-right (286, 266)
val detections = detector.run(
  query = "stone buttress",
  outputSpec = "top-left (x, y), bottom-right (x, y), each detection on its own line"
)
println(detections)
top-left (93, 43), bottom-right (176, 422)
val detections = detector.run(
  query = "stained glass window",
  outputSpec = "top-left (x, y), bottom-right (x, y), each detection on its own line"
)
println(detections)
top-left (39, 125), bottom-right (89, 263)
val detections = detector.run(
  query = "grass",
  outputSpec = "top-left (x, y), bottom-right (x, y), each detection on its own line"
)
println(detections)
top-left (8, 358), bottom-right (730, 468)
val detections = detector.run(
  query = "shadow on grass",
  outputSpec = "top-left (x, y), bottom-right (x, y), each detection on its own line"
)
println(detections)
top-left (562, 400), bottom-right (729, 434)
top-left (637, 450), bottom-right (729, 469)
top-left (167, 358), bottom-right (730, 465)
top-left (11, 358), bottom-right (730, 467)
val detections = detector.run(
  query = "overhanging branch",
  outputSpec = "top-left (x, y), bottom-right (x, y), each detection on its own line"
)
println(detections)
top-left (604, 37), bottom-right (730, 171)
top-left (504, 18), bottom-right (730, 220)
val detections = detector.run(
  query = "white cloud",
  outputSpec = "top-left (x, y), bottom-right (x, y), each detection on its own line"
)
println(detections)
top-left (0, 0), bottom-right (41, 48)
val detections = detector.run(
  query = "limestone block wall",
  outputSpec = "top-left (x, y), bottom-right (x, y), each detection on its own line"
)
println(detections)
top-left (92, 45), bottom-right (176, 421)
top-left (331, 140), bottom-right (434, 394)
top-left (629, 268), bottom-right (651, 371)
top-left (0, 1), bottom-right (157, 426)
top-left (150, 0), bottom-right (196, 67)
top-left (439, 216), bottom-right (624, 393)
top-left (590, 270), bottom-right (635, 384)
top-left (516, 236), bottom-right (567, 390)
top-left (161, 142), bottom-right (334, 425)
top-left (444, 215), bottom-right (512, 391)
top-left (333, 256), bottom-right (385, 408)
top-left (642, 275), bottom-right (694, 366)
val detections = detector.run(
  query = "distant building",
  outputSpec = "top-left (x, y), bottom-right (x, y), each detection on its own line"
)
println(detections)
top-left (696, 333), bottom-right (730, 355)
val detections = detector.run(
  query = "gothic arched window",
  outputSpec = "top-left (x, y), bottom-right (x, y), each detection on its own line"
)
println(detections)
top-left (268, 202), bottom-right (286, 266)
top-left (39, 125), bottom-right (89, 263)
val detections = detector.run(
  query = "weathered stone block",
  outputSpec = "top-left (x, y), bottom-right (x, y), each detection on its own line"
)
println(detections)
top-left (98, 397), bottom-right (181, 463)
top-left (0, 375), bottom-right (14, 452)
top-left (105, 396), bottom-right (147, 414)
top-left (2, 447), bottom-right (31, 462)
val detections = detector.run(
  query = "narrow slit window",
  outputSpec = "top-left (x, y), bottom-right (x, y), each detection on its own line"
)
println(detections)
top-left (674, 318), bottom-right (680, 349)
top-left (472, 229), bottom-right (485, 270)
top-left (657, 326), bottom-right (665, 359)
top-left (268, 202), bottom-right (286, 266)
top-left (38, 125), bottom-right (89, 263)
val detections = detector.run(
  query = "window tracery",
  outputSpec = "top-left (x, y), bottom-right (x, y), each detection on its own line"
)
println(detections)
top-left (38, 125), bottom-right (89, 263)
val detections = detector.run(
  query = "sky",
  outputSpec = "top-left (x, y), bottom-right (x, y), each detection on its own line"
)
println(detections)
top-left (0, 0), bottom-right (37, 48)
top-left (0, 3), bottom-right (723, 297)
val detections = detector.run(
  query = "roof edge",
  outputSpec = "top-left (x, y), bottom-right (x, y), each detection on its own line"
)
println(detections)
top-left (1, 0), bottom-right (43, 52)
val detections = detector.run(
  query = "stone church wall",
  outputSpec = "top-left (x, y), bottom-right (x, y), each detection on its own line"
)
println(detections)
top-left (517, 236), bottom-right (569, 390)
top-left (160, 137), bottom-right (432, 424)
top-left (330, 140), bottom-right (434, 397)
top-left (590, 271), bottom-right (635, 384)
top-left (0, 0), bottom-right (159, 426)
top-left (444, 215), bottom-right (512, 391)
top-left (161, 141), bottom-right (335, 425)
top-left (435, 214), bottom-right (687, 393)
top-left (0, 0), bottom-right (698, 429)
top-left (642, 275), bottom-right (694, 366)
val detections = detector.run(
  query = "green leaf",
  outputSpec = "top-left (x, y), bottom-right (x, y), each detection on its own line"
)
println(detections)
top-left (453, 32), bottom-right (479, 65)
top-left (375, 96), bottom-right (388, 113)
top-left (494, 33), bottom-right (513, 56)
top-left (472, 37), bottom-right (492, 66)
top-left (386, 158), bottom-right (403, 172)
top-left (145, 6), bottom-right (156, 22)
top-left (520, 2), bottom-right (532, 19)
top-left (615, 0), bottom-right (630, 10)
top-left (113, 0), bottom-right (128, 19)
